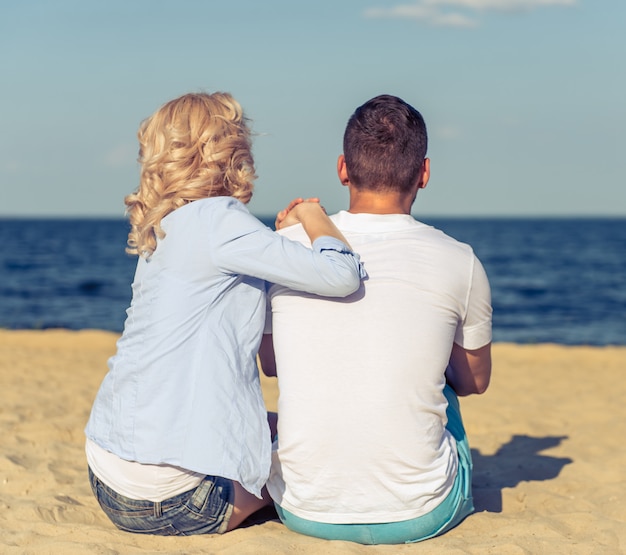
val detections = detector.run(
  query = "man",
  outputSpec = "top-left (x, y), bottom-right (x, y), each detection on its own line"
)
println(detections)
top-left (260, 95), bottom-right (492, 544)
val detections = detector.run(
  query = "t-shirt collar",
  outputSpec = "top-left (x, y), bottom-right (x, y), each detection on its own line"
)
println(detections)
top-left (331, 210), bottom-right (426, 233)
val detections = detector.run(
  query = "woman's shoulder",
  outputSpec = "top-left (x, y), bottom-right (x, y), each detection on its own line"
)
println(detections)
top-left (192, 197), bottom-right (268, 239)
top-left (163, 197), bottom-right (252, 226)
top-left (181, 196), bottom-right (246, 213)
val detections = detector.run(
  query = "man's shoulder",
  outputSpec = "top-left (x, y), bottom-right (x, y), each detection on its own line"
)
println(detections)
top-left (333, 211), bottom-right (474, 249)
top-left (276, 211), bottom-right (476, 260)
top-left (276, 221), bottom-right (312, 246)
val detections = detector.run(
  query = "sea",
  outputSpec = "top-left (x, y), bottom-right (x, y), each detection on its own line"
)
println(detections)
top-left (1, 217), bottom-right (625, 345)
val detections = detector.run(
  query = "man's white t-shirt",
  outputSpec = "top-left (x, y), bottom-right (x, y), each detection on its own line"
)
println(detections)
top-left (265, 211), bottom-right (492, 524)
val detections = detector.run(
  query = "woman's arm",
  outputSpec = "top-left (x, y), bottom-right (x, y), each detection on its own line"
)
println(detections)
top-left (209, 199), bottom-right (364, 298)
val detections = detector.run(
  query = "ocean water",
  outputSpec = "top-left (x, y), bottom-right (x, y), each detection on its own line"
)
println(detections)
top-left (1, 217), bottom-right (624, 345)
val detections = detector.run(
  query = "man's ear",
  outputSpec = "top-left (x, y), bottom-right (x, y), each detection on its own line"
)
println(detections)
top-left (417, 158), bottom-right (430, 189)
top-left (337, 155), bottom-right (350, 186)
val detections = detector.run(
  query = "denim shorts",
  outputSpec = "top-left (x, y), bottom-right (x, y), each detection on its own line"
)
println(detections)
top-left (275, 385), bottom-right (474, 544)
top-left (88, 467), bottom-right (234, 535)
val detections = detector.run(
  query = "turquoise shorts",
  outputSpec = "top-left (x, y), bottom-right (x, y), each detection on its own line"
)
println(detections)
top-left (274, 385), bottom-right (474, 544)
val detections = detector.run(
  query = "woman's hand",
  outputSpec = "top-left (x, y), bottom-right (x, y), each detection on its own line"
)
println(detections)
top-left (275, 197), bottom-right (321, 230)
top-left (275, 198), bottom-right (351, 248)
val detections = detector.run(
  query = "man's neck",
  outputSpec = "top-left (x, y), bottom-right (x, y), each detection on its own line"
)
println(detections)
top-left (347, 189), bottom-right (415, 215)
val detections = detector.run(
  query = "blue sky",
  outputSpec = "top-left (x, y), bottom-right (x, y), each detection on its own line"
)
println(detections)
top-left (1, 0), bottom-right (624, 217)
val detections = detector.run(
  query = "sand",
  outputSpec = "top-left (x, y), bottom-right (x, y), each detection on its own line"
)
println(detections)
top-left (0, 329), bottom-right (624, 554)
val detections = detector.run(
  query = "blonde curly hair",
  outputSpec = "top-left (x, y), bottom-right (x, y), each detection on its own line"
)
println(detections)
top-left (125, 92), bottom-right (256, 257)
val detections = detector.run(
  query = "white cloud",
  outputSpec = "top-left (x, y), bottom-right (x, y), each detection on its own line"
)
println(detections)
top-left (427, 0), bottom-right (575, 9)
top-left (104, 143), bottom-right (137, 168)
top-left (364, 0), bottom-right (576, 27)
top-left (434, 125), bottom-right (463, 139)
top-left (431, 11), bottom-right (478, 26)
top-left (1, 160), bottom-right (20, 173)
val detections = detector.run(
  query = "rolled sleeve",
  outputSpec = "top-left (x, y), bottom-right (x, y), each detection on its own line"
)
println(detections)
top-left (312, 236), bottom-right (368, 280)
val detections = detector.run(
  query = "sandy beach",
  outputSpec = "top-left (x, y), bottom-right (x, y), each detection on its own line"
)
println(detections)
top-left (1, 329), bottom-right (624, 554)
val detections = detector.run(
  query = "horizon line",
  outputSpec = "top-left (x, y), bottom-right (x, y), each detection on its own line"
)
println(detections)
top-left (1, 213), bottom-right (625, 220)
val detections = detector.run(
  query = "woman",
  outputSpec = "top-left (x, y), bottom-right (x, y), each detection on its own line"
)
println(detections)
top-left (85, 92), bottom-right (363, 535)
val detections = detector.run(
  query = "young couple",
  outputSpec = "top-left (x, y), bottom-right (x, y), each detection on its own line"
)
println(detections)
top-left (85, 92), bottom-right (492, 544)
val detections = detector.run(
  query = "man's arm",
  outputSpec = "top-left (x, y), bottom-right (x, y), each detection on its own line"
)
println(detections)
top-left (258, 334), bottom-right (277, 377)
top-left (446, 342), bottom-right (492, 396)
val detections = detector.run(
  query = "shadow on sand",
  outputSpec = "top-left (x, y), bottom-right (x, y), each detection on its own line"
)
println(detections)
top-left (471, 434), bottom-right (573, 513)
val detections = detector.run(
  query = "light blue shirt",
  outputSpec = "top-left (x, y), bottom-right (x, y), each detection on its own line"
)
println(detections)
top-left (85, 197), bottom-right (363, 496)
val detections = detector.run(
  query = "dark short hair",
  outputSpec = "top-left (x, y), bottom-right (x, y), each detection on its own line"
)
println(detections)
top-left (343, 95), bottom-right (427, 192)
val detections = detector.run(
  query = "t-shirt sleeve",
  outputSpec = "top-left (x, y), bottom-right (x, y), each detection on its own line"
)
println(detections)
top-left (209, 201), bottom-right (364, 298)
top-left (454, 255), bottom-right (492, 350)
